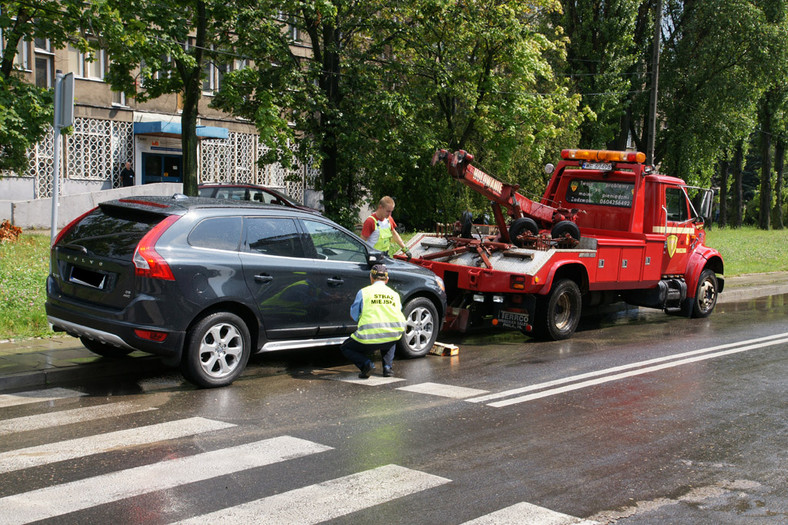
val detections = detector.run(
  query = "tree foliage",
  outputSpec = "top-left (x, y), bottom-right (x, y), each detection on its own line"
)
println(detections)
top-left (0, 0), bottom-right (102, 172)
top-left (101, 0), bottom-right (248, 195)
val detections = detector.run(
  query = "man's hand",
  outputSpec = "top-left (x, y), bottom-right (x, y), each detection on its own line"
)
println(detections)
top-left (405, 249), bottom-right (412, 260)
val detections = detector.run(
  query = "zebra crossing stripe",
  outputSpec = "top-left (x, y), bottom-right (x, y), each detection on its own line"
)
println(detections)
top-left (0, 388), bottom-right (85, 409)
top-left (397, 382), bottom-right (489, 399)
top-left (0, 417), bottom-right (234, 474)
top-left (0, 436), bottom-right (332, 525)
top-left (173, 464), bottom-right (451, 525)
top-left (0, 402), bottom-right (156, 436)
top-left (460, 501), bottom-right (598, 524)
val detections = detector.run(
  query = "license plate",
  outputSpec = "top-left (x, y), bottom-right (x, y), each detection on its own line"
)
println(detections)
top-left (582, 162), bottom-right (613, 171)
top-left (69, 266), bottom-right (107, 290)
top-left (498, 310), bottom-right (528, 329)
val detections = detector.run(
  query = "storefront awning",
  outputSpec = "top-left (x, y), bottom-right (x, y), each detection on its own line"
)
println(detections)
top-left (133, 121), bottom-right (229, 139)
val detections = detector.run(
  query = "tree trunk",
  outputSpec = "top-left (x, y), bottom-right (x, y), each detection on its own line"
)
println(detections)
top-left (758, 96), bottom-right (772, 230)
top-left (732, 142), bottom-right (744, 228)
top-left (775, 138), bottom-right (785, 230)
top-left (179, 1), bottom-right (206, 197)
top-left (316, 18), bottom-right (347, 221)
top-left (718, 158), bottom-right (729, 228)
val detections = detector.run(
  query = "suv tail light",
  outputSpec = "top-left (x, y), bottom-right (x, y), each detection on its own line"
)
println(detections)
top-left (133, 215), bottom-right (180, 280)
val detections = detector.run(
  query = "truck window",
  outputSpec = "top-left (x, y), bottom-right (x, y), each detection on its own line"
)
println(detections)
top-left (665, 187), bottom-right (689, 222)
top-left (564, 179), bottom-right (634, 208)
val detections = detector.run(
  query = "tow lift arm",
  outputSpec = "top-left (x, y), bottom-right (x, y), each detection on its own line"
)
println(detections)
top-left (431, 149), bottom-right (580, 243)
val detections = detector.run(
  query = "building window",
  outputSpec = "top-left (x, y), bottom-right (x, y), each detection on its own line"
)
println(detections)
top-left (33, 38), bottom-right (54, 88)
top-left (112, 89), bottom-right (126, 106)
top-left (203, 58), bottom-right (231, 94)
top-left (16, 40), bottom-right (29, 70)
top-left (68, 44), bottom-right (106, 81)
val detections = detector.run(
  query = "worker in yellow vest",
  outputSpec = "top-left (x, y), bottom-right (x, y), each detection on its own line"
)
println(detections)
top-left (341, 264), bottom-right (407, 378)
top-left (361, 196), bottom-right (411, 258)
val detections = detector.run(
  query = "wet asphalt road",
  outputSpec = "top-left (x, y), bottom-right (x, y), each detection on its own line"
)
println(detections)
top-left (1, 294), bottom-right (786, 524)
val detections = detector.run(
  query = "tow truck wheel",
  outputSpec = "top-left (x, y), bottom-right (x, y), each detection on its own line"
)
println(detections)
top-left (509, 218), bottom-right (539, 247)
top-left (551, 220), bottom-right (581, 242)
top-left (683, 269), bottom-right (719, 318)
top-left (398, 298), bottom-right (439, 358)
top-left (534, 279), bottom-right (582, 340)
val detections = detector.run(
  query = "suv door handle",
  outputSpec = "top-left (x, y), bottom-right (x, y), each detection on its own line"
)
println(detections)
top-left (327, 277), bottom-right (344, 286)
top-left (255, 274), bottom-right (273, 283)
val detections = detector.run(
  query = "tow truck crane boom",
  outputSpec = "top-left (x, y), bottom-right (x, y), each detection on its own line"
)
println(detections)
top-left (431, 149), bottom-right (579, 243)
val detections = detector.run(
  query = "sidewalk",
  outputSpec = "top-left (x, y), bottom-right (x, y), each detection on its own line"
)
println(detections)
top-left (2, 272), bottom-right (787, 394)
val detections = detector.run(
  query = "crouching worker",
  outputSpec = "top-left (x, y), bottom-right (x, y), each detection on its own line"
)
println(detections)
top-left (341, 264), bottom-right (406, 378)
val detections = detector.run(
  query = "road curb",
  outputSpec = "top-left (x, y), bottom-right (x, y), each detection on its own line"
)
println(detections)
top-left (0, 356), bottom-right (162, 393)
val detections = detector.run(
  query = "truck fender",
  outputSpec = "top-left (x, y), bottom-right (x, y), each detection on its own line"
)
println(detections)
top-left (685, 248), bottom-right (724, 295)
top-left (537, 261), bottom-right (589, 296)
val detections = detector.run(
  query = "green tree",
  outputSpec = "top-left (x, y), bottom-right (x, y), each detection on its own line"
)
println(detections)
top-left (551, 0), bottom-right (644, 150)
top-left (0, 1), bottom-right (101, 172)
top-left (658, 0), bottom-right (782, 189)
top-left (221, 1), bottom-right (582, 228)
top-left (102, 0), bottom-right (246, 195)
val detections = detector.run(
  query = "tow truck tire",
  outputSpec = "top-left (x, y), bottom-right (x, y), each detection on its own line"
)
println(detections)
top-left (683, 269), bottom-right (719, 318)
top-left (398, 297), bottom-right (439, 358)
top-left (551, 220), bottom-right (581, 242)
top-left (533, 279), bottom-right (582, 341)
top-left (509, 218), bottom-right (539, 247)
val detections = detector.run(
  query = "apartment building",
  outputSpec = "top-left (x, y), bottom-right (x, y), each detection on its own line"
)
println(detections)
top-left (1, 32), bottom-right (320, 210)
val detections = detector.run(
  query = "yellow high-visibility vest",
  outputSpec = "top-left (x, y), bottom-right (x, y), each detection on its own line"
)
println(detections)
top-left (351, 283), bottom-right (406, 344)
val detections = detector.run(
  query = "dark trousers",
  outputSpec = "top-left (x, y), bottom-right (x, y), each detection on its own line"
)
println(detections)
top-left (341, 337), bottom-right (397, 370)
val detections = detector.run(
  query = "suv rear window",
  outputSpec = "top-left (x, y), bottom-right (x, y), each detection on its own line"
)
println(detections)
top-left (58, 207), bottom-right (162, 259)
top-left (189, 217), bottom-right (242, 251)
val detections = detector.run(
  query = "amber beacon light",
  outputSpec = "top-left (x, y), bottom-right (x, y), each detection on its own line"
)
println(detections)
top-left (561, 149), bottom-right (647, 163)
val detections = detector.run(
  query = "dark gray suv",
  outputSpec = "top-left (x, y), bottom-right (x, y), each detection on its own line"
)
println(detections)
top-left (46, 195), bottom-right (446, 388)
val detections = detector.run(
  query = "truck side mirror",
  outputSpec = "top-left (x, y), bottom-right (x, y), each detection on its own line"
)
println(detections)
top-left (699, 189), bottom-right (714, 223)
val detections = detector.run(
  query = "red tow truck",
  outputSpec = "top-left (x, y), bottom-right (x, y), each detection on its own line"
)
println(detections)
top-left (399, 148), bottom-right (724, 340)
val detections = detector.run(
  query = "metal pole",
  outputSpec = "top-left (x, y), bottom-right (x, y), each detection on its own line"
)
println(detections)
top-left (50, 72), bottom-right (63, 244)
top-left (647, 0), bottom-right (662, 166)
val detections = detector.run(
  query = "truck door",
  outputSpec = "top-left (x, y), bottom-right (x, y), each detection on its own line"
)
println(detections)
top-left (660, 186), bottom-right (694, 276)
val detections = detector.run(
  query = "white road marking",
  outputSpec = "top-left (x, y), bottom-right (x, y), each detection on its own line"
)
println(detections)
top-left (0, 402), bottom-right (156, 436)
top-left (467, 332), bottom-right (788, 404)
top-left (172, 464), bottom-right (451, 525)
top-left (0, 387), bottom-right (85, 409)
top-left (398, 382), bottom-right (489, 399)
top-left (0, 417), bottom-right (234, 473)
top-left (333, 374), bottom-right (406, 386)
top-left (461, 501), bottom-right (598, 524)
top-left (487, 336), bottom-right (788, 408)
top-left (0, 436), bottom-right (333, 525)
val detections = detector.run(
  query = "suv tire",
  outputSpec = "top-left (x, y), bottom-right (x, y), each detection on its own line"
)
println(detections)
top-left (181, 312), bottom-right (251, 388)
top-left (398, 298), bottom-right (439, 358)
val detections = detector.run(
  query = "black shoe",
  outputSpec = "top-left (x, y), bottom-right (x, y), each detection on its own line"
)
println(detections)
top-left (383, 366), bottom-right (394, 377)
top-left (358, 363), bottom-right (374, 379)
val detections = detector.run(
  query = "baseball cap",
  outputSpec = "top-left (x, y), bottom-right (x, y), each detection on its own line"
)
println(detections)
top-left (370, 264), bottom-right (388, 279)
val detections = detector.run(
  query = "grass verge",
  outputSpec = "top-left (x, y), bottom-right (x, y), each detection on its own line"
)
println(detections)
top-left (0, 232), bottom-right (51, 340)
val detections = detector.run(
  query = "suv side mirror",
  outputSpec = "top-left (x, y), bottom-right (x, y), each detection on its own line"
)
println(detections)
top-left (367, 250), bottom-right (385, 266)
